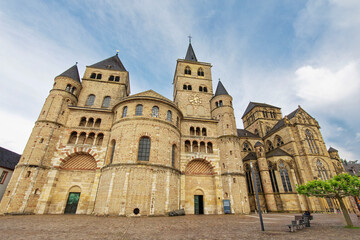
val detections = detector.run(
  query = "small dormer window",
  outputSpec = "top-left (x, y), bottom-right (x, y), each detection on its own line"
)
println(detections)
top-left (185, 66), bottom-right (191, 75)
top-left (109, 75), bottom-right (114, 81)
top-left (115, 76), bottom-right (120, 82)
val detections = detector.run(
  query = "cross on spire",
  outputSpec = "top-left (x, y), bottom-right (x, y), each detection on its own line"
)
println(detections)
top-left (188, 35), bottom-right (192, 44)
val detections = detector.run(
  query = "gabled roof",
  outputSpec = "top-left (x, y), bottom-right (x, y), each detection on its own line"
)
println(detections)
top-left (90, 54), bottom-right (126, 71)
top-left (242, 102), bottom-right (280, 118)
top-left (0, 147), bottom-right (21, 170)
top-left (328, 147), bottom-right (338, 153)
top-left (287, 107), bottom-right (300, 120)
top-left (214, 80), bottom-right (229, 96)
top-left (266, 148), bottom-right (292, 158)
top-left (237, 129), bottom-right (260, 138)
top-left (243, 152), bottom-right (257, 161)
top-left (264, 119), bottom-right (285, 137)
top-left (129, 90), bottom-right (171, 102)
top-left (185, 43), bottom-right (198, 62)
top-left (57, 64), bottom-right (81, 83)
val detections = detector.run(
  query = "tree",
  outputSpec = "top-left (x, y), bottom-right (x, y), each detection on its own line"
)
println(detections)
top-left (296, 173), bottom-right (360, 227)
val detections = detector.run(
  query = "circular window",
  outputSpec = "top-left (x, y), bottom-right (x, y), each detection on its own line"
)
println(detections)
top-left (133, 208), bottom-right (140, 215)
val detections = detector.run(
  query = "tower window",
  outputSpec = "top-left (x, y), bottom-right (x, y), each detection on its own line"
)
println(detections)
top-left (196, 127), bottom-right (200, 136)
top-left (65, 84), bottom-right (71, 91)
top-left (152, 106), bottom-right (159, 118)
top-left (188, 85), bottom-right (192, 90)
top-left (190, 127), bottom-right (195, 135)
top-left (207, 142), bottom-right (213, 153)
top-left (109, 140), bottom-right (116, 164)
top-left (135, 104), bottom-right (143, 116)
top-left (122, 106), bottom-right (128, 117)
top-left (183, 85), bottom-right (187, 90)
top-left (68, 131), bottom-right (77, 144)
top-left (215, 102), bottom-right (219, 107)
top-left (202, 128), bottom-right (207, 136)
top-left (138, 137), bottom-right (151, 161)
top-left (96, 74), bottom-right (102, 79)
top-left (79, 117), bottom-right (86, 126)
top-left (96, 133), bottom-right (104, 146)
top-left (86, 94), bottom-right (95, 106)
top-left (197, 68), bottom-right (204, 76)
top-left (115, 76), bottom-right (120, 82)
top-left (167, 110), bottom-right (172, 122)
top-left (185, 66), bottom-right (191, 75)
top-left (102, 96), bottom-right (111, 108)
top-left (219, 100), bottom-right (223, 107)
top-left (109, 75), bottom-right (114, 81)
top-left (90, 73), bottom-right (96, 79)
top-left (199, 86), bottom-right (203, 92)
top-left (204, 87), bottom-right (208, 92)
top-left (171, 144), bottom-right (176, 167)
top-left (94, 118), bottom-right (101, 128)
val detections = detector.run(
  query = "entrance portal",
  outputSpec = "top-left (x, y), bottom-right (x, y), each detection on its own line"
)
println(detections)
top-left (194, 195), bottom-right (204, 214)
top-left (64, 192), bottom-right (80, 214)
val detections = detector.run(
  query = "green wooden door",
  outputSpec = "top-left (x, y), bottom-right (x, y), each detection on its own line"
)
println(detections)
top-left (194, 195), bottom-right (204, 214)
top-left (64, 192), bottom-right (80, 214)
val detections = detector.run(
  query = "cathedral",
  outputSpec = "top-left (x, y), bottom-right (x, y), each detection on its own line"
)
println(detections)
top-left (0, 42), bottom-right (349, 216)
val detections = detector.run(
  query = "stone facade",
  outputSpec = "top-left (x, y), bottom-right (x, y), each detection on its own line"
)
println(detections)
top-left (0, 44), bottom-right (352, 216)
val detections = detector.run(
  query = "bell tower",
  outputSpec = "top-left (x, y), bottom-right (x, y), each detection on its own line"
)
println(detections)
top-left (173, 41), bottom-right (213, 118)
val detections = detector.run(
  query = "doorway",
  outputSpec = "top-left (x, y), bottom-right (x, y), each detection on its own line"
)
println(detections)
top-left (194, 195), bottom-right (204, 214)
top-left (64, 192), bottom-right (80, 214)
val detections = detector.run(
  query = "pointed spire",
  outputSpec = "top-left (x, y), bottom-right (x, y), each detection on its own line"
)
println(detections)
top-left (185, 43), bottom-right (198, 62)
top-left (214, 80), bottom-right (229, 96)
top-left (90, 54), bottom-right (126, 71)
top-left (57, 64), bottom-right (81, 83)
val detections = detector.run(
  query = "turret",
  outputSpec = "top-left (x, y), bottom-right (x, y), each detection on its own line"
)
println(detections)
top-left (210, 80), bottom-right (237, 136)
top-left (328, 147), bottom-right (340, 160)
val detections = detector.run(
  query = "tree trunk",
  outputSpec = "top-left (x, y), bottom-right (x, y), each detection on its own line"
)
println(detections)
top-left (338, 197), bottom-right (353, 227)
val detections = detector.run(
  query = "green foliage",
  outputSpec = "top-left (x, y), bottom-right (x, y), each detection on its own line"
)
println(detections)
top-left (296, 173), bottom-right (360, 199)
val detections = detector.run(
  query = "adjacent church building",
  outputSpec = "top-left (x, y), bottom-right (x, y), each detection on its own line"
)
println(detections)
top-left (0, 43), bottom-right (349, 216)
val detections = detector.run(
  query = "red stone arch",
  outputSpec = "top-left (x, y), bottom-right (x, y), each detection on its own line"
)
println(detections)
top-left (185, 159), bottom-right (214, 175)
top-left (60, 152), bottom-right (97, 170)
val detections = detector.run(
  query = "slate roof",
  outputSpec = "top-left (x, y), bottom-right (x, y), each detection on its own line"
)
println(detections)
top-left (264, 119), bottom-right (285, 137)
top-left (0, 147), bottom-right (21, 170)
top-left (343, 162), bottom-right (360, 176)
top-left (57, 64), bottom-right (81, 83)
top-left (90, 54), bottom-right (126, 71)
top-left (254, 141), bottom-right (264, 147)
top-left (214, 80), bottom-right (229, 96)
top-left (243, 152), bottom-right (257, 161)
top-left (242, 102), bottom-right (280, 118)
top-left (185, 43), bottom-right (198, 62)
top-left (266, 148), bottom-right (292, 158)
top-left (237, 129), bottom-right (260, 138)
top-left (328, 147), bottom-right (338, 152)
top-left (287, 107), bottom-right (300, 120)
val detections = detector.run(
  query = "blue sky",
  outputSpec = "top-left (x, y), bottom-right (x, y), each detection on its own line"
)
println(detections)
top-left (0, 0), bottom-right (359, 160)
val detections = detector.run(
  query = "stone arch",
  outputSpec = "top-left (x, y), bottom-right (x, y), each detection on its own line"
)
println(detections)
top-left (69, 185), bottom-right (81, 192)
top-left (195, 189), bottom-right (204, 195)
top-left (60, 152), bottom-right (97, 170)
top-left (185, 159), bottom-right (214, 175)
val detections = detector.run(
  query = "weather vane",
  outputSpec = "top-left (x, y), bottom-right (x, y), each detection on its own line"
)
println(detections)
top-left (116, 50), bottom-right (119, 55)
top-left (188, 35), bottom-right (192, 44)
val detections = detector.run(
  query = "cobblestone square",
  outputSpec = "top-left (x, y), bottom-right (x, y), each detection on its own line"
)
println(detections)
top-left (0, 213), bottom-right (359, 239)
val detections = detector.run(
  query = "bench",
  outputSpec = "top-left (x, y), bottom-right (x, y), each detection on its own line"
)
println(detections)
top-left (287, 215), bottom-right (313, 232)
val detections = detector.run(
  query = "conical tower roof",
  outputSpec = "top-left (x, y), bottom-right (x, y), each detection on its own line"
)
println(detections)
top-left (57, 64), bottom-right (81, 83)
top-left (214, 80), bottom-right (229, 96)
top-left (185, 43), bottom-right (198, 62)
top-left (90, 54), bottom-right (126, 71)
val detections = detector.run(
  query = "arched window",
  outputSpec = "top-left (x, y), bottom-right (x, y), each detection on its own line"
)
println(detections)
top-left (108, 75), bottom-right (114, 81)
top-left (108, 140), bottom-right (116, 164)
top-left (196, 127), bottom-right (200, 136)
top-left (122, 106), bottom-right (128, 118)
top-left (199, 86), bottom-right (203, 92)
top-left (185, 140), bottom-right (191, 152)
top-left (135, 104), bottom-right (143, 116)
top-left (202, 128), bottom-right (207, 136)
top-left (171, 145), bottom-right (176, 167)
top-left (305, 129), bottom-right (319, 154)
top-left (197, 68), bottom-right (204, 76)
top-left (215, 102), bottom-right (219, 107)
top-left (245, 164), bottom-right (254, 194)
top-left (87, 118), bottom-right (94, 127)
top-left (276, 136), bottom-right (284, 147)
top-left (96, 73), bottom-right (102, 79)
top-left (207, 142), bottom-right (213, 153)
top-left (268, 162), bottom-right (279, 192)
top-left (254, 163), bottom-right (263, 192)
top-left (90, 73), bottom-right (96, 79)
top-left (78, 132), bottom-right (86, 144)
top-left (200, 142), bottom-right (206, 152)
top-left (176, 117), bottom-right (179, 127)
top-left (71, 87), bottom-right (76, 94)
top-left (193, 141), bottom-right (198, 152)
top-left (204, 87), bottom-right (208, 92)
top-left (183, 85), bottom-right (187, 90)
top-left (79, 117), bottom-right (86, 126)
top-left (316, 160), bottom-right (329, 180)
top-left (96, 133), bottom-right (104, 146)
top-left (152, 106), bottom-right (159, 117)
top-left (266, 140), bottom-right (274, 152)
top-left (279, 161), bottom-right (292, 192)
top-left (167, 110), bottom-right (172, 121)
top-left (68, 132), bottom-right (77, 144)
top-left (115, 76), bottom-right (120, 82)
top-left (219, 100), bottom-right (223, 107)
top-left (190, 127), bottom-right (195, 135)
top-left (86, 132), bottom-right (95, 145)
top-left (86, 94), bottom-right (95, 106)
top-left (138, 137), bottom-right (151, 161)
top-left (94, 118), bottom-right (101, 128)
top-left (184, 66), bottom-right (191, 75)
top-left (102, 96), bottom-right (111, 108)
top-left (188, 85), bottom-right (192, 90)
top-left (243, 142), bottom-right (252, 151)
top-left (65, 84), bottom-right (71, 91)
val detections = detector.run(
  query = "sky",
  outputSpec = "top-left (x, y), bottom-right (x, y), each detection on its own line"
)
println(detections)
top-left (0, 0), bottom-right (359, 160)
